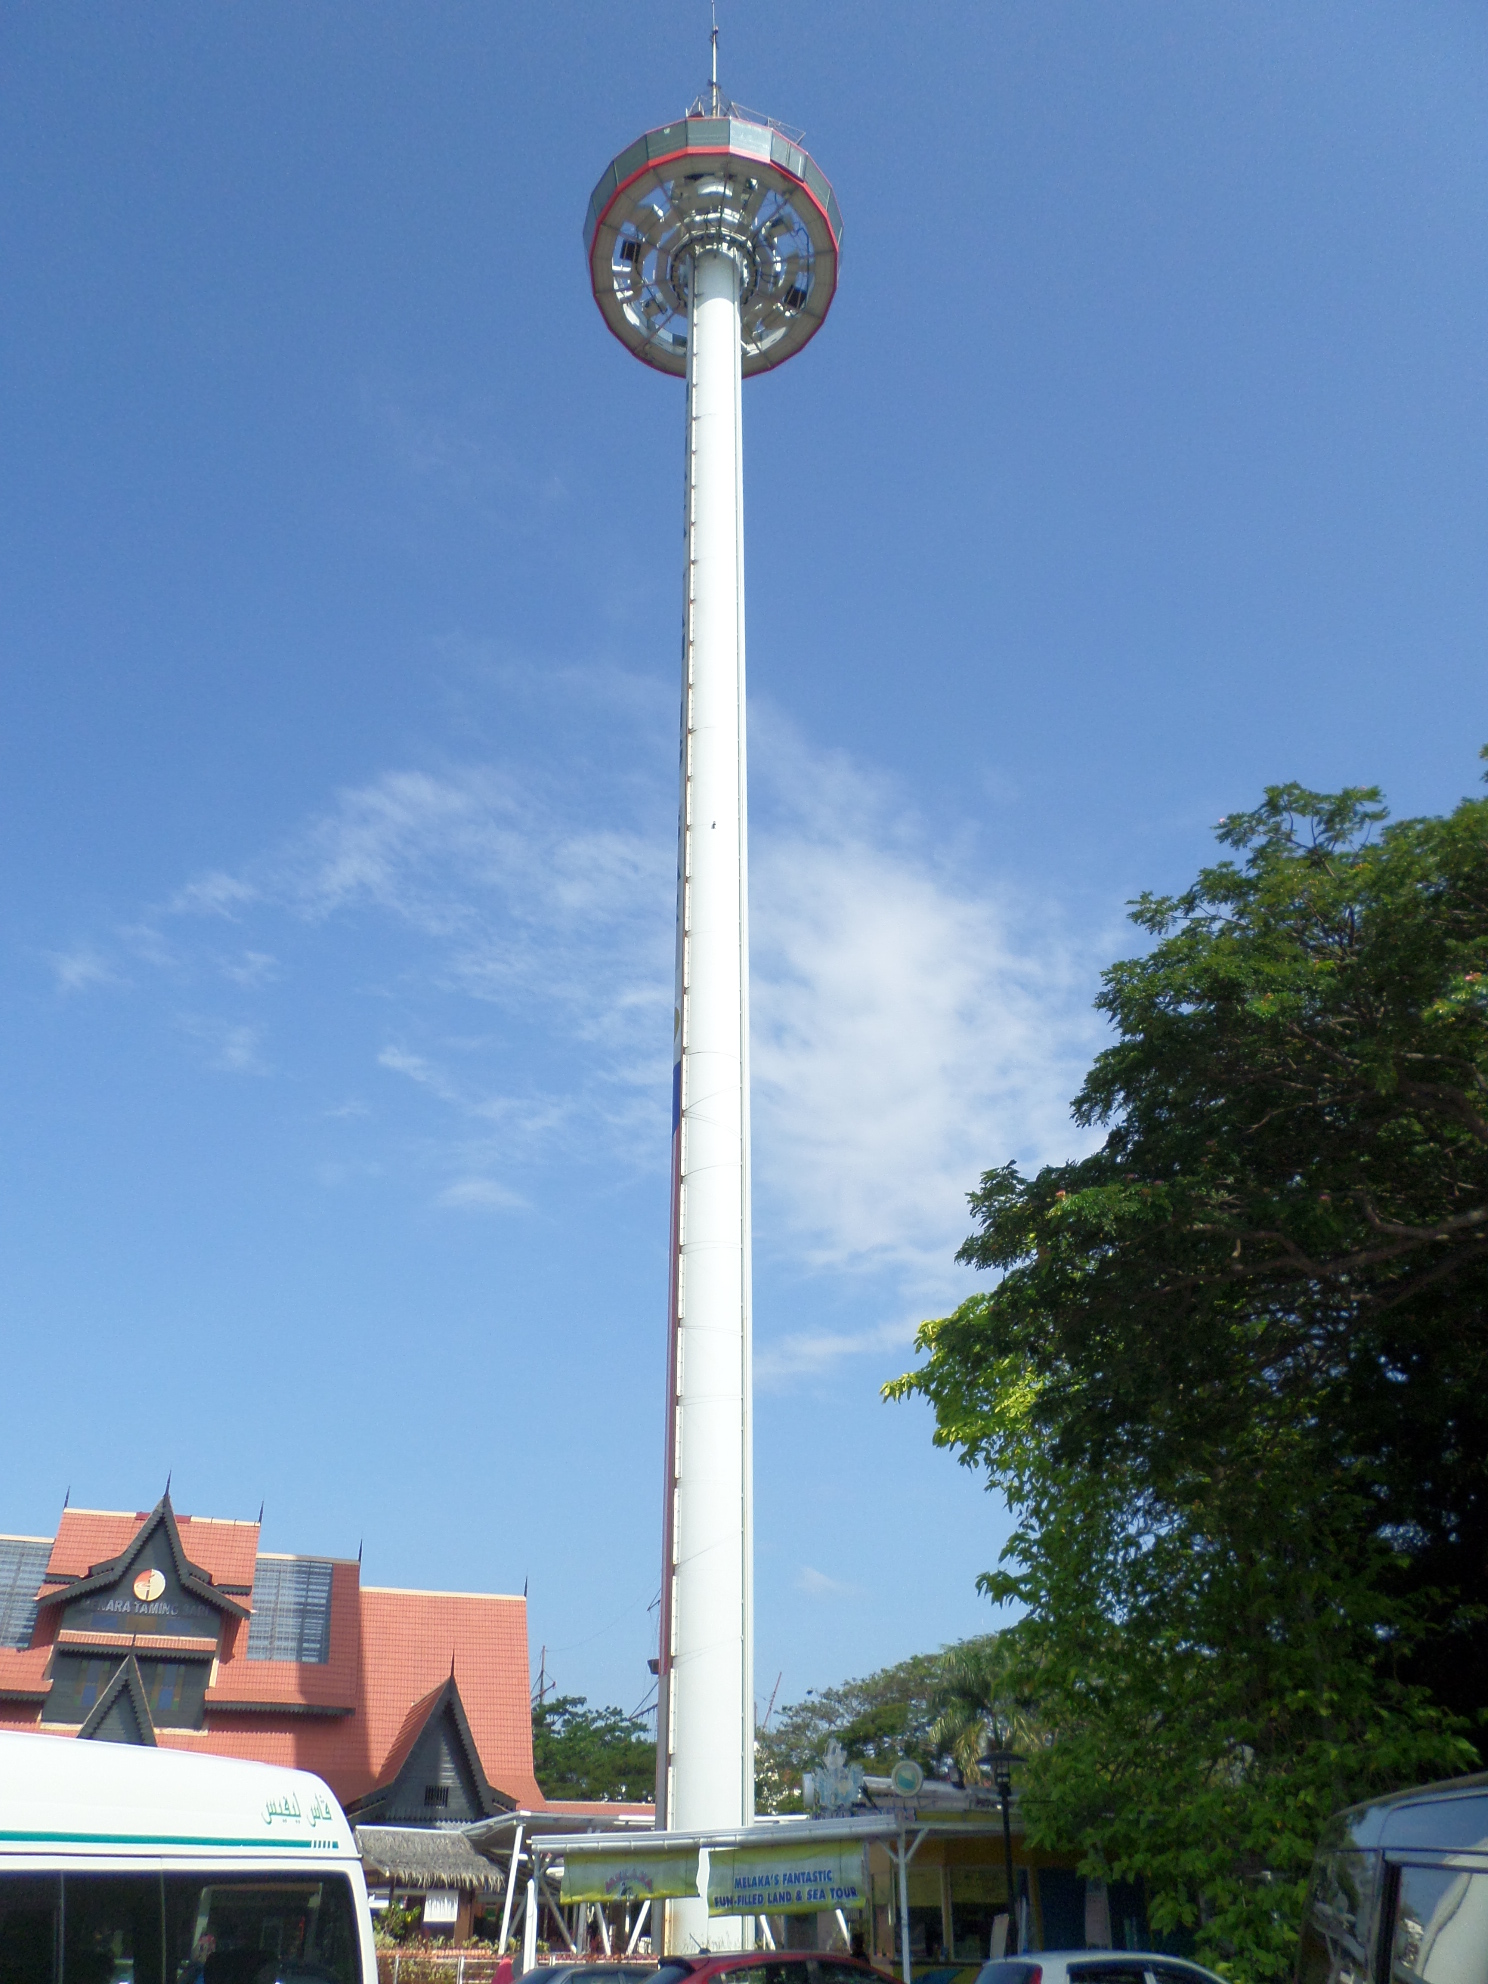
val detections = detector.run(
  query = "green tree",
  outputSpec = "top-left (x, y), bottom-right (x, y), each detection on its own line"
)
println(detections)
top-left (532, 1694), bottom-right (656, 1803)
top-left (889, 767), bottom-right (1488, 1979)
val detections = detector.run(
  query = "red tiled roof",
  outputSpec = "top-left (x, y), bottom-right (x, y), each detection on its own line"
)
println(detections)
top-left (44, 1511), bottom-right (142, 1580)
top-left (0, 1647), bottom-right (52, 1699)
top-left (44, 1509), bottom-right (260, 1591)
top-left (359, 1587), bottom-right (542, 1807)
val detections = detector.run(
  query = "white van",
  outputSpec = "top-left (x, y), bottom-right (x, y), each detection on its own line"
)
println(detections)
top-left (0, 1731), bottom-right (376, 1984)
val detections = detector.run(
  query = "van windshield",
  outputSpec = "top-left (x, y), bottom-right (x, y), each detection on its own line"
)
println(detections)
top-left (0, 1874), bottom-right (361, 1984)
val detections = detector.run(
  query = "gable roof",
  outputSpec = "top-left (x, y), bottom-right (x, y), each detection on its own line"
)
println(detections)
top-left (347, 1672), bottom-right (513, 1822)
top-left (78, 1655), bottom-right (156, 1746)
top-left (38, 1495), bottom-right (248, 1622)
top-left (359, 1587), bottom-right (542, 1807)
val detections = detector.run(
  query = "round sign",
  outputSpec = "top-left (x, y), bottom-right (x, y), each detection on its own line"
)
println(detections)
top-left (133, 1568), bottom-right (166, 1603)
top-left (890, 1757), bottom-right (924, 1797)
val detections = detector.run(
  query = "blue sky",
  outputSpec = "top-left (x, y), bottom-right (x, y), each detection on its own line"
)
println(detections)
top-left (2, 0), bottom-right (1486, 1730)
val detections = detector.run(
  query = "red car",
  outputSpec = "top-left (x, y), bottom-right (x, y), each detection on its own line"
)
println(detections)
top-left (654, 1959), bottom-right (890, 1984)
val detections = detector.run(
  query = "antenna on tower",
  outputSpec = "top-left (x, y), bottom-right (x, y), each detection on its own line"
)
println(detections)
top-left (709, 0), bottom-right (720, 115)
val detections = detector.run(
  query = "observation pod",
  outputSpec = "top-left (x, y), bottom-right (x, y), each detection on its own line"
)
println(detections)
top-left (584, 112), bottom-right (842, 374)
top-left (583, 105), bottom-right (841, 1955)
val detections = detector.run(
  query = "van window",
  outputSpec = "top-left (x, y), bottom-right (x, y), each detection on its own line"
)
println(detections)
top-left (163, 1877), bottom-right (359, 1984)
top-left (1297, 1850), bottom-right (1376, 1984)
top-left (65, 1876), bottom-right (165, 1984)
top-left (0, 1876), bottom-right (360, 1984)
top-left (1391, 1864), bottom-right (1488, 1984)
top-left (0, 1874), bottom-right (58, 1984)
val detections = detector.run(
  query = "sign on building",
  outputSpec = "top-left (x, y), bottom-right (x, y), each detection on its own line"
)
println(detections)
top-left (706, 1840), bottom-right (868, 1917)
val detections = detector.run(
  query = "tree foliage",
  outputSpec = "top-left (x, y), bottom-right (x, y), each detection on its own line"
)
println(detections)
top-left (888, 769), bottom-right (1488, 1979)
top-left (532, 1694), bottom-right (656, 1803)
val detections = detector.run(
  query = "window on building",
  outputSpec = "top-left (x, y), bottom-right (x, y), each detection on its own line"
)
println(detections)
top-left (0, 1539), bottom-right (50, 1652)
top-left (137, 1659), bottom-right (209, 1730)
top-left (41, 1655), bottom-right (120, 1724)
top-left (246, 1558), bottom-right (333, 1664)
top-left (423, 1787), bottom-right (450, 1808)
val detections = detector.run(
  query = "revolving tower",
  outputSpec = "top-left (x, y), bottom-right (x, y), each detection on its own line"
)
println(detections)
top-left (584, 61), bottom-right (841, 1954)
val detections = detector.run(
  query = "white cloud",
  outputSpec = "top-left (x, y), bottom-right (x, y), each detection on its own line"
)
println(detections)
top-left (754, 1317), bottom-right (918, 1390)
top-left (46, 946), bottom-right (121, 994)
top-left (437, 1176), bottom-right (529, 1213)
top-left (71, 708), bottom-right (1109, 1322)
top-left (179, 1017), bottom-right (268, 1075)
top-left (219, 950), bottom-right (279, 987)
top-left (170, 872), bottom-right (260, 919)
top-left (749, 723), bottom-right (1107, 1293)
top-left (795, 1565), bottom-right (864, 1600)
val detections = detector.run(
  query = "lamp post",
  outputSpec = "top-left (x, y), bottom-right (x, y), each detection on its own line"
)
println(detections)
top-left (980, 1745), bottom-right (1025, 1956)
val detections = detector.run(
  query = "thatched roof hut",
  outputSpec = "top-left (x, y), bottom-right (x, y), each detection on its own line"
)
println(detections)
top-left (355, 1826), bottom-right (505, 1892)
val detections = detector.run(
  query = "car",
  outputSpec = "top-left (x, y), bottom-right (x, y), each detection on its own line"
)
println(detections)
top-left (536, 1969), bottom-right (661, 1984)
top-left (652, 1958), bottom-right (888, 1984)
top-left (974, 1957), bottom-right (1226, 1984)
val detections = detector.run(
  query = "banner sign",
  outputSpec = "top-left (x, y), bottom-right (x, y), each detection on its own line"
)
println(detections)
top-left (706, 1841), bottom-right (867, 1917)
top-left (560, 1849), bottom-right (700, 1903)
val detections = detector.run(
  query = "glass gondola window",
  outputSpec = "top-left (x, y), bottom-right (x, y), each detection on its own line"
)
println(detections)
top-left (246, 1558), bottom-right (333, 1664)
top-left (0, 1539), bottom-right (50, 1651)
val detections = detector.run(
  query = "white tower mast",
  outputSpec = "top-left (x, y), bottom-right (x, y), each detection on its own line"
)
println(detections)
top-left (584, 56), bottom-right (842, 1957)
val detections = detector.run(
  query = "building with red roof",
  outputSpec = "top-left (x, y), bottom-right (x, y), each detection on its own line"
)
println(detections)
top-left (0, 1492), bottom-right (546, 1815)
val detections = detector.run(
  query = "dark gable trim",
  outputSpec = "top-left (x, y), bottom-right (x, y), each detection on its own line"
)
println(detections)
top-left (78, 1654), bottom-right (156, 1746)
top-left (208, 1701), bottom-right (355, 1718)
top-left (38, 1494), bottom-right (249, 1623)
top-left (439, 1677), bottom-right (515, 1816)
top-left (56, 1639), bottom-right (216, 1661)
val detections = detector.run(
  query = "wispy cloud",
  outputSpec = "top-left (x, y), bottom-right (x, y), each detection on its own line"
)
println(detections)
top-left (796, 1565), bottom-right (864, 1600)
top-left (46, 946), bottom-right (122, 994)
top-left (53, 700), bottom-right (1108, 1296)
top-left (178, 1016), bottom-right (269, 1075)
top-left (437, 1176), bottom-right (529, 1213)
top-left (219, 950), bottom-right (279, 987)
top-left (750, 720), bottom-right (1107, 1293)
top-left (754, 1318), bottom-right (918, 1390)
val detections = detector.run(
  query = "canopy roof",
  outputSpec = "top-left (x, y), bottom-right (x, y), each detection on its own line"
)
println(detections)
top-left (356, 1825), bottom-right (505, 1892)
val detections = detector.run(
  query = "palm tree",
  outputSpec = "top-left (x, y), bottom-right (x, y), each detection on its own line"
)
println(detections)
top-left (929, 1634), bottom-right (1044, 1783)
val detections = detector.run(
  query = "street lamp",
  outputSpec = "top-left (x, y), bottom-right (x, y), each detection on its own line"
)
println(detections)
top-left (980, 1744), bottom-right (1025, 1956)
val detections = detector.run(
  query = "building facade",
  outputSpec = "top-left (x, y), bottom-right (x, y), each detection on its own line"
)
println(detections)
top-left (0, 1492), bottom-right (543, 1814)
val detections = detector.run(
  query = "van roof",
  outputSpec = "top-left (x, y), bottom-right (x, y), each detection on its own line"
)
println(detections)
top-left (1327, 1771), bottom-right (1488, 1854)
top-left (0, 1731), bottom-right (356, 1860)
